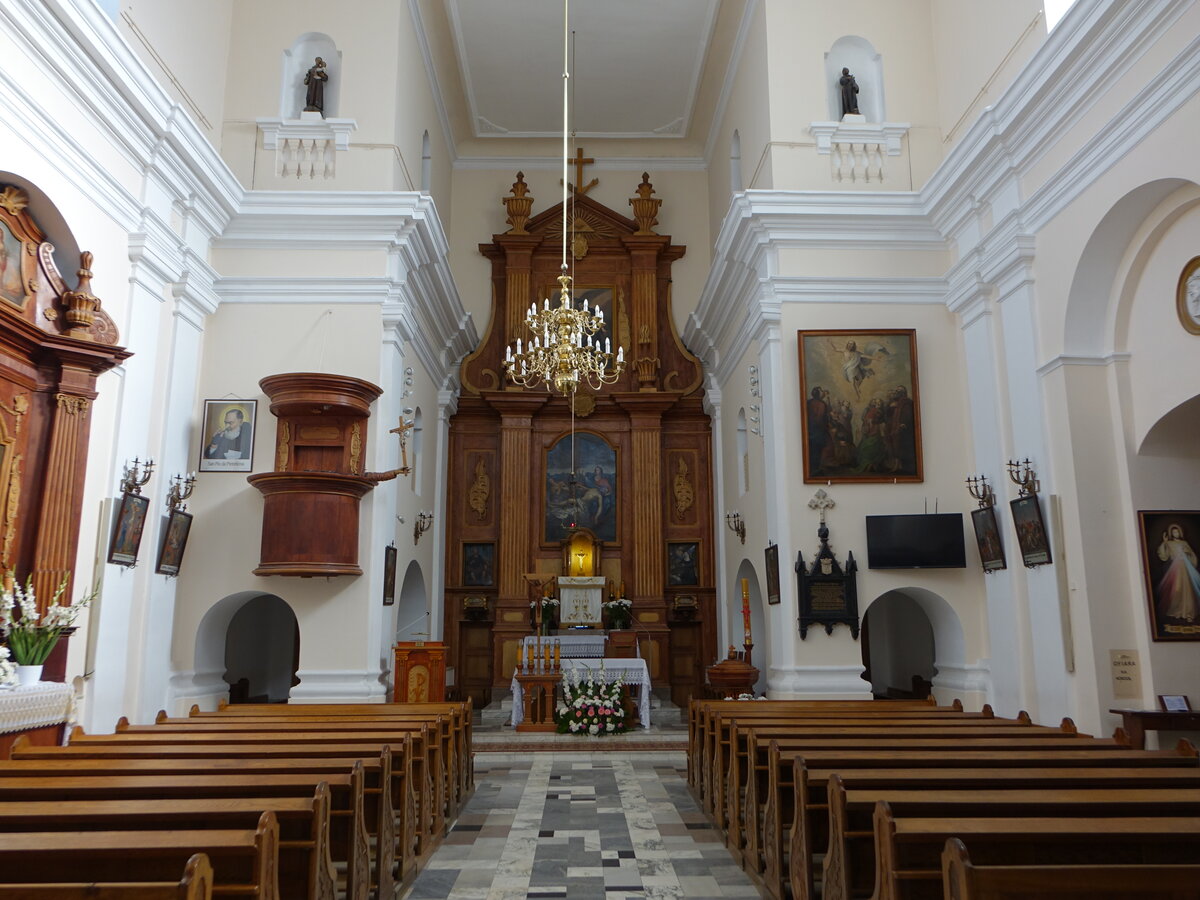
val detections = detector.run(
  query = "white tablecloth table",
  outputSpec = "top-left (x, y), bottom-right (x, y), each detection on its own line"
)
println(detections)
top-left (0, 681), bottom-right (74, 735)
top-left (521, 633), bottom-right (611, 659)
top-left (511, 658), bottom-right (651, 729)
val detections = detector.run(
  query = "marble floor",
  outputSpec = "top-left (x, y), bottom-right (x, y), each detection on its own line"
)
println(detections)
top-left (402, 752), bottom-right (760, 900)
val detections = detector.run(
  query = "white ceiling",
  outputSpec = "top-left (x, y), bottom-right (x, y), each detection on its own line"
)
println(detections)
top-left (445, 0), bottom-right (721, 140)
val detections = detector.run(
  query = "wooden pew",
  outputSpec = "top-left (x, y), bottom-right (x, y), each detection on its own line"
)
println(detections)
top-left (873, 804), bottom-right (1200, 900)
top-left (0, 770), bottom-right (372, 900)
top-left (941, 837), bottom-right (1200, 899)
top-left (187, 701), bottom-right (474, 806)
top-left (36, 731), bottom-right (425, 879)
top-left (0, 782), bottom-right (334, 900)
top-left (726, 720), bottom-right (1098, 860)
top-left (0, 812), bottom-right (279, 899)
top-left (778, 754), bottom-right (1200, 900)
top-left (824, 778), bottom-right (1200, 900)
top-left (0, 852), bottom-right (212, 899)
top-left (107, 717), bottom-right (447, 837)
top-left (0, 752), bottom-right (398, 896)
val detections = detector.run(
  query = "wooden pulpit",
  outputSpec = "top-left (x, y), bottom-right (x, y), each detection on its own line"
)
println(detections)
top-left (393, 641), bottom-right (446, 702)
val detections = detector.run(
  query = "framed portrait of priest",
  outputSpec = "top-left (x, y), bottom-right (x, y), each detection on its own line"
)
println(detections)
top-left (198, 399), bottom-right (257, 473)
top-left (798, 329), bottom-right (923, 483)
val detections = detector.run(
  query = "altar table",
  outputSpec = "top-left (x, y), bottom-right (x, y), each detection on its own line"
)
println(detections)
top-left (511, 658), bottom-right (651, 728)
top-left (522, 633), bottom-right (611, 659)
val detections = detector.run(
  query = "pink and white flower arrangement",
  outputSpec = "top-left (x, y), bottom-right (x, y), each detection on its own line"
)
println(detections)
top-left (555, 668), bottom-right (628, 736)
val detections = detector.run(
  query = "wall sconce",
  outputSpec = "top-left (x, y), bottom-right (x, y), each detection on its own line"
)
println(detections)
top-left (120, 457), bottom-right (154, 495)
top-left (725, 511), bottom-right (746, 545)
top-left (1006, 458), bottom-right (1040, 496)
top-left (166, 472), bottom-right (196, 511)
top-left (964, 474), bottom-right (995, 508)
top-left (413, 510), bottom-right (433, 545)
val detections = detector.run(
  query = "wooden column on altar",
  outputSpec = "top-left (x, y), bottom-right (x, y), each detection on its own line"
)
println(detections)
top-left (446, 171), bottom-right (716, 709)
top-left (0, 185), bottom-right (129, 682)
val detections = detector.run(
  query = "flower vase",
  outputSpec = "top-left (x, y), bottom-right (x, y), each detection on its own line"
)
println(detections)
top-left (15, 665), bottom-right (43, 686)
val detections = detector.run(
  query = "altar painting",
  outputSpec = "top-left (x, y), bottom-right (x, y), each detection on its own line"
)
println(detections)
top-left (544, 432), bottom-right (617, 543)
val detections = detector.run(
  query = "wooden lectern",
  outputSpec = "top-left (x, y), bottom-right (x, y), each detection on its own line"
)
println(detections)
top-left (393, 641), bottom-right (446, 702)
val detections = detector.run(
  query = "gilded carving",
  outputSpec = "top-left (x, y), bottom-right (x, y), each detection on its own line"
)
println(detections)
top-left (61, 251), bottom-right (101, 340)
top-left (570, 391), bottom-right (596, 417)
top-left (89, 307), bottom-right (120, 345)
top-left (502, 172), bottom-right (534, 235)
top-left (629, 173), bottom-right (661, 234)
top-left (0, 187), bottom-right (27, 215)
top-left (673, 456), bottom-right (694, 519)
top-left (55, 394), bottom-right (90, 417)
top-left (3, 455), bottom-right (21, 571)
top-left (349, 422), bottom-right (362, 475)
top-left (0, 393), bottom-right (29, 435)
top-left (467, 457), bottom-right (490, 521)
top-left (276, 422), bottom-right (290, 471)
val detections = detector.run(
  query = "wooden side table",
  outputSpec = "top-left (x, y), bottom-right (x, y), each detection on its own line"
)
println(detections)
top-left (514, 671), bottom-right (561, 733)
top-left (1109, 707), bottom-right (1200, 749)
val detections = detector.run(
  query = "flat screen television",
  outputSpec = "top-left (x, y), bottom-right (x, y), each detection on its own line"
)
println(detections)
top-left (865, 513), bottom-right (967, 569)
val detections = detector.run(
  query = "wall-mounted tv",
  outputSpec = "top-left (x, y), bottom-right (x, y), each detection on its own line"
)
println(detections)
top-left (865, 513), bottom-right (967, 569)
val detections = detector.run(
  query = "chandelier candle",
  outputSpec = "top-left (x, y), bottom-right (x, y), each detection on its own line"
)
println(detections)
top-left (741, 578), bottom-right (752, 645)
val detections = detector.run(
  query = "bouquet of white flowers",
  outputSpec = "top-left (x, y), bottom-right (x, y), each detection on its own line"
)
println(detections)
top-left (556, 667), bottom-right (628, 736)
top-left (0, 577), bottom-right (92, 666)
top-left (602, 596), bottom-right (632, 630)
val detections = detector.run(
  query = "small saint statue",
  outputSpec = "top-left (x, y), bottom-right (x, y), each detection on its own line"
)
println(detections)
top-left (303, 57), bottom-right (328, 115)
top-left (839, 67), bottom-right (860, 118)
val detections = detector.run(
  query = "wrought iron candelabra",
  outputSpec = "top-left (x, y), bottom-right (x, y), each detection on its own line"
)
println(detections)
top-left (120, 457), bottom-right (154, 495)
top-left (1006, 458), bottom-right (1040, 496)
top-left (166, 472), bottom-right (196, 511)
top-left (965, 474), bottom-right (995, 508)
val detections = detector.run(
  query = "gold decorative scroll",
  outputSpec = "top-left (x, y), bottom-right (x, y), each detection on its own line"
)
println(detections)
top-left (0, 187), bottom-right (27, 215)
top-left (468, 457), bottom-right (490, 521)
top-left (349, 422), bottom-right (362, 474)
top-left (0, 393), bottom-right (29, 435)
top-left (276, 422), bottom-right (290, 471)
top-left (2, 454), bottom-right (21, 573)
top-left (55, 394), bottom-right (90, 417)
top-left (673, 456), bottom-right (694, 520)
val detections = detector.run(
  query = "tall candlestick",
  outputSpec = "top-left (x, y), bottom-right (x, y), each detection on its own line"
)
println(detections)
top-left (741, 577), bottom-right (752, 645)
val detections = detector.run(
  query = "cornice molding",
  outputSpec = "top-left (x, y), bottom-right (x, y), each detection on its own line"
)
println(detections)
top-left (407, 0), bottom-right (457, 163)
top-left (451, 155), bottom-right (708, 172)
top-left (1036, 351), bottom-right (1131, 376)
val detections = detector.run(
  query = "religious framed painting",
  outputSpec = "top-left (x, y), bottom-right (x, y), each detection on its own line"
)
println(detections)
top-left (970, 506), bottom-right (1007, 573)
top-left (765, 542), bottom-right (781, 605)
top-left (0, 217), bottom-right (30, 308)
top-left (154, 508), bottom-right (193, 576)
top-left (797, 329), bottom-right (923, 483)
top-left (1010, 494), bottom-right (1051, 568)
top-left (382, 543), bottom-right (397, 606)
top-left (198, 399), bottom-right (257, 473)
top-left (1137, 510), bottom-right (1200, 641)
top-left (462, 542), bottom-right (495, 587)
top-left (544, 431), bottom-right (617, 544)
top-left (667, 541), bottom-right (699, 586)
top-left (108, 491), bottom-right (150, 567)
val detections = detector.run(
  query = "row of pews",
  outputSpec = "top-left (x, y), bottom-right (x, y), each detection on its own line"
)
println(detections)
top-left (0, 699), bottom-right (473, 898)
top-left (688, 697), bottom-right (1200, 900)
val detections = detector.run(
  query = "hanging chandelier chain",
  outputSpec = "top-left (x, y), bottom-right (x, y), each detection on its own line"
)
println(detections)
top-left (502, 0), bottom-right (625, 397)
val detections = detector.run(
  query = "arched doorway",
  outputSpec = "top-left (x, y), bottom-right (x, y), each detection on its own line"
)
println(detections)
top-left (193, 592), bottom-right (300, 705)
top-left (861, 591), bottom-right (935, 699)
top-left (395, 560), bottom-right (429, 642)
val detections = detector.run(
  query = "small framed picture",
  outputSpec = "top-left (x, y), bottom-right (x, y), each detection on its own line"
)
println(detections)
top-left (462, 542), bottom-right (495, 587)
top-left (1158, 694), bottom-right (1192, 712)
top-left (198, 399), bottom-right (257, 473)
top-left (108, 492), bottom-right (150, 567)
top-left (1010, 494), bottom-right (1051, 568)
top-left (970, 506), bottom-right (1007, 573)
top-left (383, 544), bottom-right (398, 606)
top-left (154, 508), bottom-right (193, 576)
top-left (765, 542), bottom-right (781, 605)
top-left (1177, 256), bottom-right (1200, 335)
top-left (667, 541), bottom-right (700, 586)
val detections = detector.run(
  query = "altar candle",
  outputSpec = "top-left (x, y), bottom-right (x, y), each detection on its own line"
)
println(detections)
top-left (741, 578), bottom-right (752, 644)
top-left (554, 639), bottom-right (561, 669)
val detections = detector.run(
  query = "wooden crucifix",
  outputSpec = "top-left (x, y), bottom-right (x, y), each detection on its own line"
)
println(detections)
top-left (564, 147), bottom-right (598, 196)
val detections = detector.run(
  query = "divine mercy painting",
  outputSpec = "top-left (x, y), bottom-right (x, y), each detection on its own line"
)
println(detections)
top-left (1138, 510), bottom-right (1200, 641)
top-left (544, 432), bottom-right (617, 543)
top-left (798, 329), bottom-right (923, 483)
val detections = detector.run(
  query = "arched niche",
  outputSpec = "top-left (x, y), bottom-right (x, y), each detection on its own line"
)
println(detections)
top-left (421, 130), bottom-right (432, 193)
top-left (862, 590), bottom-right (935, 698)
top-left (279, 33), bottom-right (342, 119)
top-left (824, 36), bottom-right (884, 122)
top-left (0, 171), bottom-right (81, 280)
top-left (730, 129), bottom-right (743, 193)
top-left (412, 406), bottom-right (424, 491)
top-left (736, 408), bottom-right (749, 495)
top-left (192, 591), bottom-right (299, 704)
top-left (395, 559), bottom-right (429, 642)
top-left (863, 587), bottom-right (968, 703)
top-left (731, 558), bottom-right (767, 695)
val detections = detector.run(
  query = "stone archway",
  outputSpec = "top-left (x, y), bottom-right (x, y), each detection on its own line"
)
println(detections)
top-left (731, 558), bottom-right (767, 695)
top-left (862, 587), bottom-right (973, 705)
top-left (395, 560), bottom-right (429, 642)
top-left (224, 595), bottom-right (300, 704)
top-left (190, 591), bottom-right (299, 708)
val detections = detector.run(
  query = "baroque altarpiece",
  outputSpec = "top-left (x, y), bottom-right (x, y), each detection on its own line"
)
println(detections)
top-left (445, 173), bottom-right (715, 707)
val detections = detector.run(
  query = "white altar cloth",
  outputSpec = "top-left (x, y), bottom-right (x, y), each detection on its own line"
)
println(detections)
top-left (557, 576), bottom-right (605, 625)
top-left (0, 681), bottom-right (74, 735)
top-left (521, 633), bottom-right (609, 659)
top-left (511, 658), bottom-right (651, 729)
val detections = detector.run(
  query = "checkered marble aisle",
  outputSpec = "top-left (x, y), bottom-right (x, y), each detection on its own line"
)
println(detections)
top-left (402, 752), bottom-right (761, 900)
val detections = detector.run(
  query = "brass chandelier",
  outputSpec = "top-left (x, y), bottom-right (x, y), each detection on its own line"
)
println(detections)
top-left (503, 0), bottom-right (624, 396)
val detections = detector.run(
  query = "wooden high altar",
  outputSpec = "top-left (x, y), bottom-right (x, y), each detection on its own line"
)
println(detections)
top-left (442, 168), bottom-right (716, 710)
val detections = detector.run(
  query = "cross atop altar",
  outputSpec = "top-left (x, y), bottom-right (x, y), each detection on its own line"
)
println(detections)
top-left (557, 576), bottom-right (605, 626)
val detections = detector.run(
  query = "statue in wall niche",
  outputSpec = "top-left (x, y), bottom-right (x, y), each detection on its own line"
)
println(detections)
top-left (303, 57), bottom-right (328, 115)
top-left (839, 67), bottom-right (860, 118)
